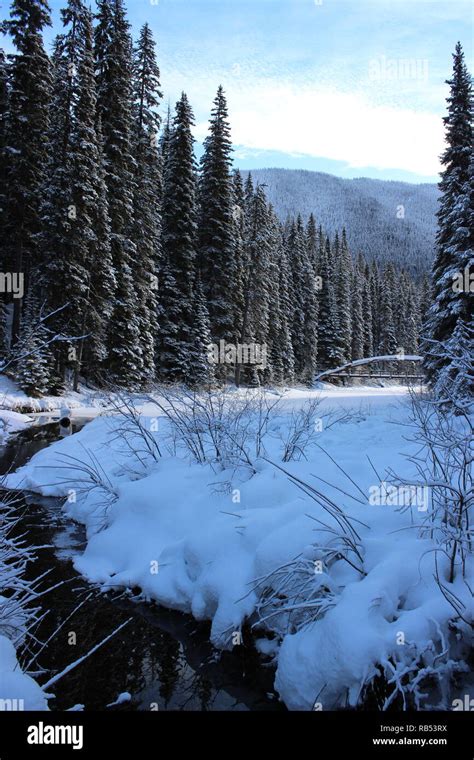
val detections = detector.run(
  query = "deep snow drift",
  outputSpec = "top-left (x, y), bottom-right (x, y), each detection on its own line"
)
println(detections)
top-left (5, 386), bottom-right (473, 710)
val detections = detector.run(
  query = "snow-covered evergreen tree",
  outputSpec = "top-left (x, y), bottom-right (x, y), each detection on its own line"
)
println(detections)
top-left (378, 264), bottom-right (398, 358)
top-left (351, 256), bottom-right (364, 362)
top-left (39, 7), bottom-right (87, 388)
top-left (188, 276), bottom-right (215, 387)
top-left (0, 48), bottom-right (10, 360)
top-left (318, 237), bottom-right (344, 370)
top-left (0, 48), bottom-right (9, 272)
top-left (287, 217), bottom-right (307, 377)
top-left (263, 206), bottom-right (284, 384)
top-left (11, 294), bottom-right (52, 396)
top-left (306, 212), bottom-right (319, 273)
top-left (198, 86), bottom-right (236, 349)
top-left (95, 0), bottom-right (142, 387)
top-left (158, 93), bottom-right (203, 382)
top-left (402, 281), bottom-right (421, 377)
top-left (231, 168), bottom-right (248, 364)
top-left (431, 320), bottom-right (473, 402)
top-left (288, 215), bottom-right (318, 382)
top-left (3, 0), bottom-right (52, 346)
top-left (362, 262), bottom-right (374, 359)
top-left (39, 2), bottom-right (116, 390)
top-left (370, 261), bottom-right (381, 353)
top-left (275, 239), bottom-right (295, 383)
top-left (75, 18), bottom-right (116, 383)
top-left (239, 184), bottom-right (272, 385)
top-left (336, 228), bottom-right (353, 362)
top-left (244, 172), bottom-right (254, 212)
top-left (156, 261), bottom-right (183, 381)
top-left (423, 42), bottom-right (473, 394)
top-left (132, 22), bottom-right (162, 384)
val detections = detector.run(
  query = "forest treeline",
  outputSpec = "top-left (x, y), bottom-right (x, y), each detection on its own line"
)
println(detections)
top-left (0, 1), bottom-right (470, 398)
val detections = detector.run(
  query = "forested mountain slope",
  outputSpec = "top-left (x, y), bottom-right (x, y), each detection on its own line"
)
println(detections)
top-left (242, 169), bottom-right (439, 275)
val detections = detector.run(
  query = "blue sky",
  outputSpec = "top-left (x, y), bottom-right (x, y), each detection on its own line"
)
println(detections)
top-left (11, 0), bottom-right (474, 182)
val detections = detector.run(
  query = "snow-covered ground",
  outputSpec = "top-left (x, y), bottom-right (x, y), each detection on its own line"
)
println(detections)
top-left (0, 373), bottom-right (112, 415)
top-left (4, 385), bottom-right (472, 711)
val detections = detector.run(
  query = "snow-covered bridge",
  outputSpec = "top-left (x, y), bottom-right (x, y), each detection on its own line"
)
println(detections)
top-left (315, 355), bottom-right (424, 382)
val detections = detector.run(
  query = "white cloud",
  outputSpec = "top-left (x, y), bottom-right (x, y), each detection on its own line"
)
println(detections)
top-left (161, 50), bottom-right (444, 178)
top-left (194, 82), bottom-right (444, 177)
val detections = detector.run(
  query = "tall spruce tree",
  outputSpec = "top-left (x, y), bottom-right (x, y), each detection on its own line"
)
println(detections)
top-left (40, 29), bottom-right (85, 390)
top-left (95, 0), bottom-right (142, 387)
top-left (132, 22), bottom-right (163, 383)
top-left (288, 217), bottom-right (307, 377)
top-left (0, 48), bottom-right (10, 359)
top-left (423, 42), bottom-right (473, 393)
top-left (288, 215), bottom-right (318, 381)
top-left (378, 264), bottom-right (398, 358)
top-left (369, 261), bottom-right (380, 353)
top-left (11, 292), bottom-right (52, 396)
top-left (239, 184), bottom-right (272, 385)
top-left (158, 93), bottom-right (204, 382)
top-left (336, 228), bottom-right (353, 362)
top-left (3, 0), bottom-right (52, 346)
top-left (231, 168), bottom-right (248, 375)
top-left (306, 213), bottom-right (319, 273)
top-left (70, 9), bottom-right (116, 385)
top-left (0, 47), bottom-right (9, 267)
top-left (198, 86), bottom-right (236, 348)
top-left (188, 275), bottom-right (215, 387)
top-left (263, 207), bottom-right (285, 384)
top-left (318, 236), bottom-right (344, 370)
top-left (40, 2), bottom-right (116, 389)
top-left (362, 262), bottom-right (374, 358)
top-left (351, 255), bottom-right (364, 362)
top-left (275, 237), bottom-right (295, 383)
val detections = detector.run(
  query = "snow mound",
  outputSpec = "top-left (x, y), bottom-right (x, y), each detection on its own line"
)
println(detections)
top-left (0, 636), bottom-right (49, 710)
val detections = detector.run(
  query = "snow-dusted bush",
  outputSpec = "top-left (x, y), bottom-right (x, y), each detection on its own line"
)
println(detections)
top-left (102, 391), bottom-right (162, 475)
top-left (373, 627), bottom-right (471, 710)
top-left (278, 397), bottom-right (355, 462)
top-left (0, 491), bottom-right (42, 648)
top-left (392, 391), bottom-right (473, 583)
top-left (0, 492), bottom-right (50, 710)
top-left (149, 387), bottom-right (280, 472)
top-left (250, 461), bottom-right (366, 637)
top-left (275, 393), bottom-right (473, 710)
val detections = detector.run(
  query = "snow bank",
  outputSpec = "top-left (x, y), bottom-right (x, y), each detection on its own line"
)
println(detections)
top-left (0, 409), bottom-right (32, 444)
top-left (0, 636), bottom-right (49, 711)
top-left (0, 373), bottom-right (110, 415)
top-left (276, 536), bottom-right (459, 709)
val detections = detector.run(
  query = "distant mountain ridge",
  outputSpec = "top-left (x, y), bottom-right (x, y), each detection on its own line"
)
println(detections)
top-left (241, 168), bottom-right (439, 275)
